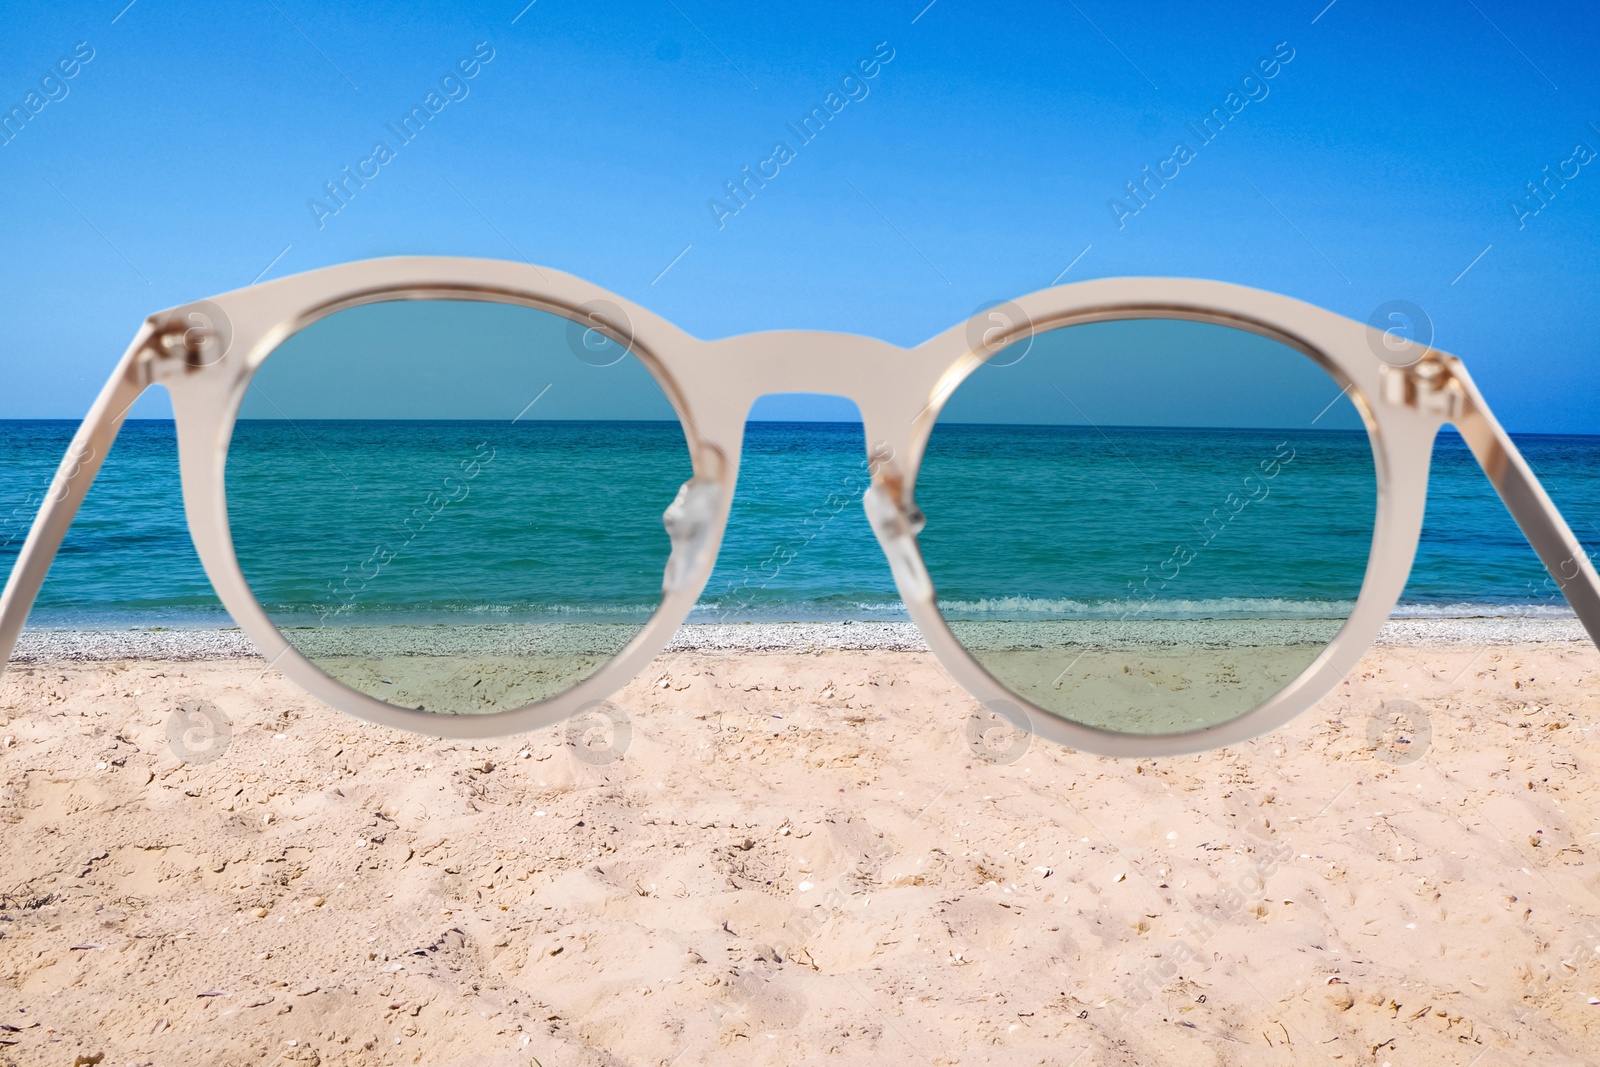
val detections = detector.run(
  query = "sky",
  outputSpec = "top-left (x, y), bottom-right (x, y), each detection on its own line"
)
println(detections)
top-left (2, 0), bottom-right (1598, 430)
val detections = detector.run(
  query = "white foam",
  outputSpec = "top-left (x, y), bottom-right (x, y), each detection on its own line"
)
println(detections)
top-left (5, 614), bottom-right (1590, 662)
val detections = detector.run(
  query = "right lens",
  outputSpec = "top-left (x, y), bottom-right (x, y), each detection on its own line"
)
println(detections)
top-left (225, 298), bottom-right (693, 718)
top-left (916, 316), bottom-right (1377, 736)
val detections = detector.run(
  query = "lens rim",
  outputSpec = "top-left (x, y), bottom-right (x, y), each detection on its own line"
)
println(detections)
top-left (891, 290), bottom-right (1428, 758)
top-left (169, 262), bottom-right (734, 739)
top-left (224, 295), bottom-right (699, 716)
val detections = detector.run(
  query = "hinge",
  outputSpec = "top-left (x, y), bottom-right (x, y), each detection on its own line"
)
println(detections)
top-left (132, 329), bottom-right (196, 388)
top-left (132, 317), bottom-right (218, 386)
top-left (1379, 354), bottom-right (1465, 420)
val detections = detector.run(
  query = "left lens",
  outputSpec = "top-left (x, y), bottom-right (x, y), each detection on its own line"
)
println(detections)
top-left (225, 298), bottom-right (692, 717)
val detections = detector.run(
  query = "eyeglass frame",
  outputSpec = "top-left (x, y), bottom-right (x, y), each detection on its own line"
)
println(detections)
top-left (1, 255), bottom-right (1596, 758)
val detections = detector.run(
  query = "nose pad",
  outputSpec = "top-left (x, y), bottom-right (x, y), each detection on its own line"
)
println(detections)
top-left (863, 484), bottom-right (932, 602)
top-left (662, 477), bottom-right (725, 593)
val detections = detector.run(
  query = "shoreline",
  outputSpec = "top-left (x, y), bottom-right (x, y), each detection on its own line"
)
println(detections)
top-left (4, 614), bottom-right (1592, 663)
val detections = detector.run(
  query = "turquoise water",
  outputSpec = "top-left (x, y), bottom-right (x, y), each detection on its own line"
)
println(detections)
top-left (226, 419), bottom-right (691, 627)
top-left (919, 423), bottom-right (1376, 621)
top-left (1, 418), bottom-right (1597, 629)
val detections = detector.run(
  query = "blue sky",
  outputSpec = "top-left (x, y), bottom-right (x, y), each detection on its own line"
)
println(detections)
top-left (2, 0), bottom-right (1598, 429)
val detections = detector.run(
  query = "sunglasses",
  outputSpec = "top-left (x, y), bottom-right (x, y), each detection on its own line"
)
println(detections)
top-left (2, 257), bottom-right (1595, 757)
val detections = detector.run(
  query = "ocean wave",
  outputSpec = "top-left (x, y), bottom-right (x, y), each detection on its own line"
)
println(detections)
top-left (258, 600), bottom-right (666, 626)
top-left (27, 594), bottom-right (1584, 630)
top-left (1389, 601), bottom-right (1577, 620)
top-left (935, 596), bottom-right (1358, 620)
top-left (936, 596), bottom-right (1585, 622)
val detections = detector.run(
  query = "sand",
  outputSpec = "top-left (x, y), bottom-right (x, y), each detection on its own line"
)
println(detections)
top-left (0, 633), bottom-right (1597, 1065)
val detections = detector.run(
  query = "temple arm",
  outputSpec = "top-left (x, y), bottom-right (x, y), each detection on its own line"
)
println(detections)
top-left (1445, 358), bottom-right (1600, 647)
top-left (0, 327), bottom-right (154, 669)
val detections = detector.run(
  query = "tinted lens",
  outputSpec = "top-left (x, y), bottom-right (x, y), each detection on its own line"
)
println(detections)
top-left (225, 299), bottom-right (692, 716)
top-left (916, 317), bottom-right (1376, 735)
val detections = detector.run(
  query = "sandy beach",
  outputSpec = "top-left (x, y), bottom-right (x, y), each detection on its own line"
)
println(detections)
top-left (1, 627), bottom-right (1597, 1065)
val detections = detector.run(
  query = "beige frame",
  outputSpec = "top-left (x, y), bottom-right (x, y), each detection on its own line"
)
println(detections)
top-left (2, 257), bottom-right (1596, 758)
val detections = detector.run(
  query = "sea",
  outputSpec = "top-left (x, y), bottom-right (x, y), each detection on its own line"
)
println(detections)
top-left (0, 419), bottom-right (1596, 631)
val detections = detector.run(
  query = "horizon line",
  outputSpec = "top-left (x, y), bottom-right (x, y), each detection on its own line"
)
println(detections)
top-left (0, 417), bottom-right (1597, 437)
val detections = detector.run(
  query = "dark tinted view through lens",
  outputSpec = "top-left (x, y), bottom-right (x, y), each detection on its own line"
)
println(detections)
top-left (226, 300), bottom-right (692, 715)
top-left (916, 318), bottom-right (1376, 735)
